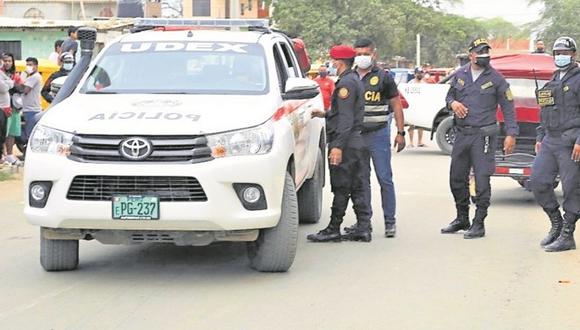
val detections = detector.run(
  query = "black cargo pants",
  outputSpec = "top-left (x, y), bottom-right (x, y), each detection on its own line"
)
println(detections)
top-left (450, 127), bottom-right (497, 215)
top-left (329, 146), bottom-right (372, 228)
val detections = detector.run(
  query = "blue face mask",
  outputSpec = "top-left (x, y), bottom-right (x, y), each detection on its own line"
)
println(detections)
top-left (555, 54), bottom-right (572, 68)
top-left (327, 65), bottom-right (337, 76)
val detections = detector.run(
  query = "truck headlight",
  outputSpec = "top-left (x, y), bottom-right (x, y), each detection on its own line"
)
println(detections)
top-left (207, 120), bottom-right (274, 158)
top-left (29, 125), bottom-right (73, 156)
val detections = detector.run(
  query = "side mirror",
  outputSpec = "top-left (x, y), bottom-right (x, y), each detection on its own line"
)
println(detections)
top-left (283, 77), bottom-right (320, 100)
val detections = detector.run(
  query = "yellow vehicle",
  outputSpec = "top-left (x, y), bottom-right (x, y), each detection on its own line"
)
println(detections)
top-left (15, 59), bottom-right (60, 110)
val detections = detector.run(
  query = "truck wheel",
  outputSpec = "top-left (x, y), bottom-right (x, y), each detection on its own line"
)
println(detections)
top-left (40, 230), bottom-right (79, 272)
top-left (436, 116), bottom-right (456, 155)
top-left (248, 172), bottom-right (298, 272)
top-left (297, 150), bottom-right (323, 224)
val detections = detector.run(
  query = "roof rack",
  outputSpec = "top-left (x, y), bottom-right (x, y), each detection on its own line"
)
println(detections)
top-left (132, 18), bottom-right (270, 33)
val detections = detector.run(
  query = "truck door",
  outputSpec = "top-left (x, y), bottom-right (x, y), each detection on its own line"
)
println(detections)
top-left (273, 40), bottom-right (314, 187)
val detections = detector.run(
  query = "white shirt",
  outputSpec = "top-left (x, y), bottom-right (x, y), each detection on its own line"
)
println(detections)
top-left (471, 68), bottom-right (484, 82)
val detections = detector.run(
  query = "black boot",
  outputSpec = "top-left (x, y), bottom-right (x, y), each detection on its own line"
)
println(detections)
top-left (540, 208), bottom-right (563, 248)
top-left (441, 208), bottom-right (470, 234)
top-left (385, 223), bottom-right (396, 238)
top-left (545, 213), bottom-right (578, 252)
top-left (464, 209), bottom-right (486, 239)
top-left (344, 222), bottom-right (373, 234)
top-left (307, 224), bottom-right (341, 243)
top-left (342, 221), bottom-right (372, 242)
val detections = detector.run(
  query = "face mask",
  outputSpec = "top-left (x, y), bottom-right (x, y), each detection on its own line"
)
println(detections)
top-left (63, 63), bottom-right (74, 71)
top-left (554, 55), bottom-right (572, 68)
top-left (319, 71), bottom-right (328, 78)
top-left (355, 55), bottom-right (373, 70)
top-left (328, 63), bottom-right (337, 76)
top-left (475, 55), bottom-right (490, 68)
top-left (26, 65), bottom-right (34, 74)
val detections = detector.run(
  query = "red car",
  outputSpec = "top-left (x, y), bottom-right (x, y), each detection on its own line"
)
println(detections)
top-left (492, 53), bottom-right (556, 189)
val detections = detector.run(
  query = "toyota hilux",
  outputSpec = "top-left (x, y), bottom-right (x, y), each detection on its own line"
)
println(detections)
top-left (24, 19), bottom-right (325, 273)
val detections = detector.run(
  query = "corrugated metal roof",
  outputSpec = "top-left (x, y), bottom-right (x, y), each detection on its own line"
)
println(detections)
top-left (0, 17), bottom-right (134, 30)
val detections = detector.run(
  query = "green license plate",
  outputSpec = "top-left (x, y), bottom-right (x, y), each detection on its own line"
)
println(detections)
top-left (112, 195), bottom-right (160, 220)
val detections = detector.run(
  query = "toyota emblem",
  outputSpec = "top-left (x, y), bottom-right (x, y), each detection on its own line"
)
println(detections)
top-left (119, 137), bottom-right (153, 160)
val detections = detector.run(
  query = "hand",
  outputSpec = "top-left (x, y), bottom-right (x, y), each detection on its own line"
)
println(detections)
top-left (535, 142), bottom-right (541, 154)
top-left (329, 148), bottom-right (342, 166)
top-left (2, 107), bottom-right (12, 117)
top-left (450, 101), bottom-right (469, 119)
top-left (504, 135), bottom-right (516, 155)
top-left (311, 109), bottom-right (325, 118)
top-left (572, 144), bottom-right (580, 163)
top-left (394, 133), bottom-right (406, 153)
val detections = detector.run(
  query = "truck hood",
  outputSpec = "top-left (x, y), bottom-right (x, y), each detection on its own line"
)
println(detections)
top-left (39, 94), bottom-right (278, 135)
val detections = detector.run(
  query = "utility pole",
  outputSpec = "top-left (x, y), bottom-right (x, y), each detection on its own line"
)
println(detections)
top-left (416, 33), bottom-right (421, 68)
top-left (230, 0), bottom-right (240, 18)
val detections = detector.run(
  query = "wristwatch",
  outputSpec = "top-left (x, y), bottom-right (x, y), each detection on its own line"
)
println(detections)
top-left (397, 130), bottom-right (406, 137)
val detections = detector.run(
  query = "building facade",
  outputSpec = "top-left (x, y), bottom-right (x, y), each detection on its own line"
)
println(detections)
top-left (2, 0), bottom-right (117, 20)
top-left (182, 0), bottom-right (269, 19)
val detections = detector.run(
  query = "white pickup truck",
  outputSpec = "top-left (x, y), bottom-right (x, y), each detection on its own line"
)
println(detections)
top-left (24, 19), bottom-right (325, 273)
top-left (398, 81), bottom-right (454, 153)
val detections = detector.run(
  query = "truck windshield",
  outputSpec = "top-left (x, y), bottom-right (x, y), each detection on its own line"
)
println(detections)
top-left (506, 78), bottom-right (549, 99)
top-left (81, 41), bottom-right (268, 95)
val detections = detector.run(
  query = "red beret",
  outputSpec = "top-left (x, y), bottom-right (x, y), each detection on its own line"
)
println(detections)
top-left (329, 45), bottom-right (356, 60)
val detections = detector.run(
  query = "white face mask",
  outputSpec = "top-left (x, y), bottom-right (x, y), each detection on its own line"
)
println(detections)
top-left (355, 55), bottom-right (373, 69)
top-left (26, 65), bottom-right (34, 74)
top-left (63, 63), bottom-right (74, 71)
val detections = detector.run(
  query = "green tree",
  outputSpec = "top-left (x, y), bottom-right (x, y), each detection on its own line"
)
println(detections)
top-left (272, 0), bottom-right (488, 66)
top-left (529, 0), bottom-right (580, 47)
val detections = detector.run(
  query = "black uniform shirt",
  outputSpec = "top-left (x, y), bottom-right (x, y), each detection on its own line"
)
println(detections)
top-left (326, 69), bottom-right (365, 150)
top-left (446, 63), bottom-right (518, 136)
top-left (537, 64), bottom-right (580, 145)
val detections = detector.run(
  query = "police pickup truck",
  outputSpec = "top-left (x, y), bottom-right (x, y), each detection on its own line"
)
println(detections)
top-left (24, 19), bottom-right (325, 273)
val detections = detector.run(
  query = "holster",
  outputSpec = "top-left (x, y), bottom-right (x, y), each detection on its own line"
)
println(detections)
top-left (480, 123), bottom-right (500, 137)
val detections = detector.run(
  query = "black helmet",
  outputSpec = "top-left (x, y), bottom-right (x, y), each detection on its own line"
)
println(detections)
top-left (552, 37), bottom-right (577, 54)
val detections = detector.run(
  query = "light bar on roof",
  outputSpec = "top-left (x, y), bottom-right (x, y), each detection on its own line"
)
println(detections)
top-left (134, 18), bottom-right (269, 28)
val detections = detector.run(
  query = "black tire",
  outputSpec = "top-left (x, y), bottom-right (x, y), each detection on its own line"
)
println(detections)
top-left (436, 116), bottom-right (456, 155)
top-left (297, 150), bottom-right (323, 224)
top-left (248, 172), bottom-right (298, 272)
top-left (40, 229), bottom-right (79, 272)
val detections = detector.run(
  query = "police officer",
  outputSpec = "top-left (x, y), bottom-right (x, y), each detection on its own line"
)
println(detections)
top-left (307, 45), bottom-right (372, 242)
top-left (441, 38), bottom-right (518, 238)
top-left (531, 37), bottom-right (580, 252)
top-left (344, 38), bottom-right (405, 238)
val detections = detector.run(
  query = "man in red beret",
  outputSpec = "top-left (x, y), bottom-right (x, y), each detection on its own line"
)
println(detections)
top-left (307, 45), bottom-right (373, 242)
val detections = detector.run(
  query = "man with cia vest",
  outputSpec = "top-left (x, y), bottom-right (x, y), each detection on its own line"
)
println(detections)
top-left (307, 45), bottom-right (372, 242)
top-left (531, 37), bottom-right (580, 252)
top-left (441, 38), bottom-right (518, 239)
top-left (341, 38), bottom-right (406, 238)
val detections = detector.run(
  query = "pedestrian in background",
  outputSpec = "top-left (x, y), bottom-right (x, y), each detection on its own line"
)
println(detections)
top-left (42, 53), bottom-right (75, 104)
top-left (2, 53), bottom-right (23, 166)
top-left (441, 38), bottom-right (518, 239)
top-left (308, 45), bottom-right (372, 243)
top-left (0, 53), bottom-right (14, 163)
top-left (48, 39), bottom-right (64, 65)
top-left (347, 37), bottom-right (405, 238)
top-left (21, 57), bottom-right (42, 142)
top-left (408, 67), bottom-right (427, 148)
top-left (314, 65), bottom-right (335, 111)
top-left (62, 26), bottom-right (79, 60)
top-left (531, 36), bottom-right (580, 252)
top-left (533, 39), bottom-right (546, 54)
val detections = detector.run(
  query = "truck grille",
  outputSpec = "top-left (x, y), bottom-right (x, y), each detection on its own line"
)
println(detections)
top-left (66, 176), bottom-right (208, 202)
top-left (68, 135), bottom-right (213, 163)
